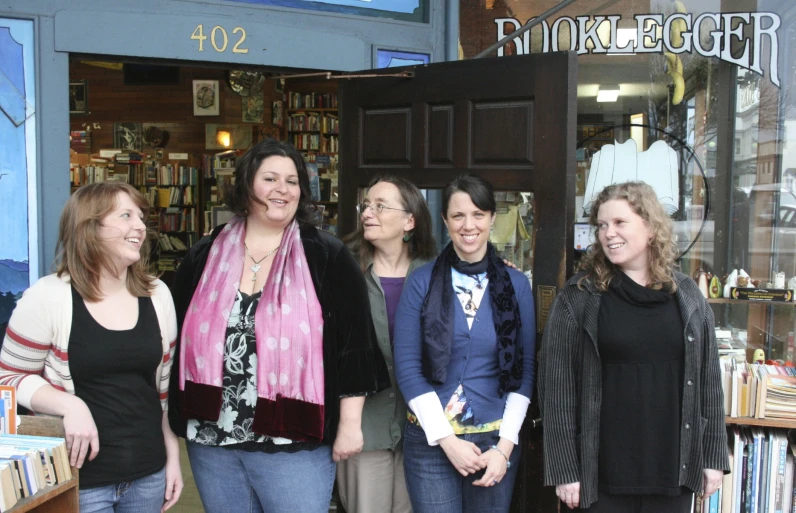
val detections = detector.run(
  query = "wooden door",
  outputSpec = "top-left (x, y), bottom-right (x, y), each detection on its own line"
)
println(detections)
top-left (339, 51), bottom-right (578, 513)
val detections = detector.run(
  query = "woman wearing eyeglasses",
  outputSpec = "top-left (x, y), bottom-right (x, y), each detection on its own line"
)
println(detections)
top-left (338, 175), bottom-right (437, 513)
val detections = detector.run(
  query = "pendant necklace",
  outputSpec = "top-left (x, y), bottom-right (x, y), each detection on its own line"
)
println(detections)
top-left (245, 242), bottom-right (280, 284)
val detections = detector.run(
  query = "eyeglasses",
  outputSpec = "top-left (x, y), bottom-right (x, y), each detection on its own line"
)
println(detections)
top-left (357, 203), bottom-right (408, 215)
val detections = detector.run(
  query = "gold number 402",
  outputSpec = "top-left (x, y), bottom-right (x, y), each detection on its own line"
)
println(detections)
top-left (191, 25), bottom-right (249, 54)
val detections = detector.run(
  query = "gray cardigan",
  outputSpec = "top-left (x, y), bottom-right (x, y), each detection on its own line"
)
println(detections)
top-left (537, 271), bottom-right (729, 508)
top-left (360, 256), bottom-right (431, 452)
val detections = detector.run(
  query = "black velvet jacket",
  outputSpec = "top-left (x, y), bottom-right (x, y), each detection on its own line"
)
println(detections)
top-left (168, 222), bottom-right (390, 445)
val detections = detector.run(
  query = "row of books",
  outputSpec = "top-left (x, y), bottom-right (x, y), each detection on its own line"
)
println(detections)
top-left (719, 427), bottom-right (796, 513)
top-left (159, 186), bottom-right (195, 207)
top-left (287, 92), bottom-right (338, 109)
top-left (157, 233), bottom-right (190, 252)
top-left (721, 360), bottom-right (796, 420)
top-left (0, 434), bottom-right (72, 511)
top-left (70, 165), bottom-right (132, 187)
top-left (202, 153), bottom-right (237, 179)
top-left (156, 255), bottom-right (185, 272)
top-left (288, 112), bottom-right (322, 132)
top-left (115, 151), bottom-right (143, 164)
top-left (69, 130), bottom-right (91, 154)
top-left (158, 165), bottom-right (199, 186)
top-left (160, 209), bottom-right (198, 233)
top-left (289, 133), bottom-right (321, 151)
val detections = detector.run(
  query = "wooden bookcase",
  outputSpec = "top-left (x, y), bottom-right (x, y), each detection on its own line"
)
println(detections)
top-left (285, 86), bottom-right (340, 235)
top-left (10, 416), bottom-right (78, 513)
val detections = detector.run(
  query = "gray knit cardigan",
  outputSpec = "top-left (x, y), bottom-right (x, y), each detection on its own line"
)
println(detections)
top-left (537, 271), bottom-right (730, 508)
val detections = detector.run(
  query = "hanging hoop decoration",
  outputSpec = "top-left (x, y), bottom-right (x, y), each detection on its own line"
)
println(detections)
top-left (577, 123), bottom-right (709, 261)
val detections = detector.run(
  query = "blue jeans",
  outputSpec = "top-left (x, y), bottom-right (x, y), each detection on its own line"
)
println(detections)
top-left (186, 442), bottom-right (336, 513)
top-left (79, 466), bottom-right (166, 513)
top-left (403, 422), bottom-right (520, 513)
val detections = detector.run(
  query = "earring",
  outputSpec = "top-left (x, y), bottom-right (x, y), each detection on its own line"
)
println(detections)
top-left (403, 231), bottom-right (414, 243)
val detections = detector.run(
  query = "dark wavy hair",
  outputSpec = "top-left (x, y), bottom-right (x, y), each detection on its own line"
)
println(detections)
top-left (442, 174), bottom-right (496, 217)
top-left (345, 174), bottom-right (437, 271)
top-left (228, 138), bottom-right (315, 225)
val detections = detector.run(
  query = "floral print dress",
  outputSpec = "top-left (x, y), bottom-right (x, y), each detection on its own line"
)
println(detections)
top-left (186, 290), bottom-right (317, 453)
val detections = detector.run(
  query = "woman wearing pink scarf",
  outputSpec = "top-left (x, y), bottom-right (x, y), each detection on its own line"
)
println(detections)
top-left (168, 139), bottom-right (389, 513)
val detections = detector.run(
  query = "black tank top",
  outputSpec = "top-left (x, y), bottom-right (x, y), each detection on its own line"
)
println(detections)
top-left (68, 286), bottom-right (166, 488)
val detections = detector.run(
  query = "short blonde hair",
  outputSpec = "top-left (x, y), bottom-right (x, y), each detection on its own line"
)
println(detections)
top-left (56, 183), bottom-right (155, 301)
top-left (578, 181), bottom-right (678, 292)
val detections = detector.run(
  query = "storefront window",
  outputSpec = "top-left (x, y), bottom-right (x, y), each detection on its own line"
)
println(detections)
top-left (220, 0), bottom-right (428, 22)
top-left (460, 0), bottom-right (795, 362)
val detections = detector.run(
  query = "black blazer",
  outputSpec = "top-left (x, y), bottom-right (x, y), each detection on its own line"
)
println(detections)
top-left (168, 222), bottom-right (390, 445)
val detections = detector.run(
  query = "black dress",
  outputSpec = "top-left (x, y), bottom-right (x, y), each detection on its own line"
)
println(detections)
top-left (597, 273), bottom-right (685, 496)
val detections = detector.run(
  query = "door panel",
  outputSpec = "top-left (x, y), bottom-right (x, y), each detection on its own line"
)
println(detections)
top-left (340, 51), bottom-right (577, 513)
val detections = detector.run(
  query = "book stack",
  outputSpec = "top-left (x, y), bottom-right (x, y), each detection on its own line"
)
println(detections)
top-left (720, 427), bottom-right (796, 513)
top-left (115, 152), bottom-right (143, 165)
top-left (720, 360), bottom-right (796, 419)
top-left (69, 130), bottom-right (91, 153)
top-left (0, 433), bottom-right (73, 511)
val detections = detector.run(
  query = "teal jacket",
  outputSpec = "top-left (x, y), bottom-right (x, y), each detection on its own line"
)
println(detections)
top-left (361, 257), bottom-right (431, 452)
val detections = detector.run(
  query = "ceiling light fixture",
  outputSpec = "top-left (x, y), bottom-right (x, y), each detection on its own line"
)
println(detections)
top-left (597, 84), bottom-right (621, 103)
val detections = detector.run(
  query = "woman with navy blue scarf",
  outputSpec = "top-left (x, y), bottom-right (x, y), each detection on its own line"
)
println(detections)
top-left (394, 174), bottom-right (536, 513)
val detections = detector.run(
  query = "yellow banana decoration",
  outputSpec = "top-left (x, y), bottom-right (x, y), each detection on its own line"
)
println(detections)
top-left (666, 1), bottom-right (687, 105)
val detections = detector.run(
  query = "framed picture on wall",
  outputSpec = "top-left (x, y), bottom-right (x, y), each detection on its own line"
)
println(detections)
top-left (69, 80), bottom-right (88, 114)
top-left (193, 80), bottom-right (220, 116)
top-left (272, 100), bottom-right (283, 127)
top-left (113, 123), bottom-right (143, 151)
top-left (210, 205), bottom-right (235, 228)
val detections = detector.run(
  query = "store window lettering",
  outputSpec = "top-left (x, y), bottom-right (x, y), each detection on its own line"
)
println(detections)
top-left (495, 11), bottom-right (781, 86)
top-left (190, 25), bottom-right (249, 54)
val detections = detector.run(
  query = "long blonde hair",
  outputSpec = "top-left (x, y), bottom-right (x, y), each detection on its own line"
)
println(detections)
top-left (56, 183), bottom-right (155, 301)
top-left (578, 181), bottom-right (678, 292)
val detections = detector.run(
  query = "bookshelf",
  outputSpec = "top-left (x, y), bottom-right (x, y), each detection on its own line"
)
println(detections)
top-left (11, 416), bottom-right (78, 513)
top-left (725, 416), bottom-right (796, 429)
top-left (286, 91), bottom-right (339, 236)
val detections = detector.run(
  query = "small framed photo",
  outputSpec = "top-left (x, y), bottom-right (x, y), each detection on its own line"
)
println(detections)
top-left (211, 205), bottom-right (235, 228)
top-left (274, 78), bottom-right (285, 93)
top-left (69, 80), bottom-right (88, 114)
top-left (113, 123), bottom-right (143, 151)
top-left (272, 100), bottom-right (283, 127)
top-left (193, 80), bottom-right (220, 116)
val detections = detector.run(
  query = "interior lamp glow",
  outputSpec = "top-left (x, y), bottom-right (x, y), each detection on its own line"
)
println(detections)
top-left (216, 129), bottom-right (231, 148)
top-left (597, 84), bottom-right (621, 103)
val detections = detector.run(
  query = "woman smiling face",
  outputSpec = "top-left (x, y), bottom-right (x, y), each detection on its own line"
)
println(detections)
top-left (250, 155), bottom-right (301, 230)
top-left (443, 191), bottom-right (495, 263)
top-left (596, 198), bottom-right (653, 276)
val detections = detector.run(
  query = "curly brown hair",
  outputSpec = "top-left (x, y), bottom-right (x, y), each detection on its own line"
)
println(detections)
top-left (578, 181), bottom-right (678, 292)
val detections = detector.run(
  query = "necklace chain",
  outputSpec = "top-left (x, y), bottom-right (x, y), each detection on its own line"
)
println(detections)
top-left (244, 242), bottom-right (280, 283)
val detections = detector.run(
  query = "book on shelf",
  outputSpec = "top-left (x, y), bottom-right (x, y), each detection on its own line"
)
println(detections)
top-left (0, 432), bottom-right (71, 511)
top-left (287, 92), bottom-right (338, 109)
top-left (725, 427), bottom-right (796, 513)
top-left (0, 387), bottom-right (16, 436)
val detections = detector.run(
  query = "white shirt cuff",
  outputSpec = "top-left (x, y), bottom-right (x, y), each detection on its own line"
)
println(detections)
top-left (498, 392), bottom-right (531, 445)
top-left (407, 392), bottom-right (455, 446)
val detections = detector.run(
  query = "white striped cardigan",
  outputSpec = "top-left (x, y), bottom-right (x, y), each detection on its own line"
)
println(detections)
top-left (0, 274), bottom-right (177, 411)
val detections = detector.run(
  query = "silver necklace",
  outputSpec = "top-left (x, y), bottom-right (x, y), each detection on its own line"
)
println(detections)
top-left (244, 242), bottom-right (280, 284)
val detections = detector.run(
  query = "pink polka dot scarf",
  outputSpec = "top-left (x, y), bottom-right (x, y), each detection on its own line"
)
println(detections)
top-left (180, 217), bottom-right (326, 441)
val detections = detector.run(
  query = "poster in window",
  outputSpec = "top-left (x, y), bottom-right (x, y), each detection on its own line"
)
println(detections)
top-left (69, 80), bottom-right (88, 114)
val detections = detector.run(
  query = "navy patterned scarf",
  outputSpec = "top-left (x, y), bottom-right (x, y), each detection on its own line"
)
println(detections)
top-left (420, 242), bottom-right (523, 397)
